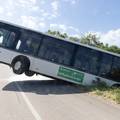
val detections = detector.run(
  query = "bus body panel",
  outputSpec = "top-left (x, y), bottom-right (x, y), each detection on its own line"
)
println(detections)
top-left (29, 56), bottom-right (117, 86)
top-left (0, 47), bottom-right (18, 64)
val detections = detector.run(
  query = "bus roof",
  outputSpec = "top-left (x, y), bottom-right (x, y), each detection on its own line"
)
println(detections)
top-left (0, 20), bottom-right (120, 58)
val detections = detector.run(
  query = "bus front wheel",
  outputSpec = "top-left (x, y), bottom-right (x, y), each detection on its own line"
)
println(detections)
top-left (11, 57), bottom-right (29, 75)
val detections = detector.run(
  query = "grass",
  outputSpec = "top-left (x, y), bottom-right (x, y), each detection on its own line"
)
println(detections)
top-left (88, 83), bottom-right (120, 104)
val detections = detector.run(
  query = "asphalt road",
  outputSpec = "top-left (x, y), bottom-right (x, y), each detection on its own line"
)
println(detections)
top-left (0, 64), bottom-right (120, 120)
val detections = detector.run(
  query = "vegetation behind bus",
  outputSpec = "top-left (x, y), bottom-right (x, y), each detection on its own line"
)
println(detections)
top-left (89, 82), bottom-right (120, 104)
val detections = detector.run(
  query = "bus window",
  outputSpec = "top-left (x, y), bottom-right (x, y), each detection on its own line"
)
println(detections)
top-left (38, 36), bottom-right (75, 66)
top-left (16, 32), bottom-right (42, 55)
top-left (73, 46), bottom-right (100, 75)
top-left (6, 32), bottom-right (16, 49)
top-left (0, 31), bottom-right (3, 45)
top-left (88, 50), bottom-right (100, 74)
top-left (110, 57), bottom-right (120, 82)
top-left (0, 28), bottom-right (11, 47)
top-left (99, 53), bottom-right (113, 78)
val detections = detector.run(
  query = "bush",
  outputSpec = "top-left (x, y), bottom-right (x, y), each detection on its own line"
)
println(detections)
top-left (89, 83), bottom-right (120, 104)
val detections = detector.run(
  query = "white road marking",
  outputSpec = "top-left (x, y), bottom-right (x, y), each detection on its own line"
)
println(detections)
top-left (4, 71), bottom-right (51, 120)
top-left (15, 82), bottom-right (42, 120)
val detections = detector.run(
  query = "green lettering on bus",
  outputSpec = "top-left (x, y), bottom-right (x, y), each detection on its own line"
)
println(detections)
top-left (57, 66), bottom-right (84, 83)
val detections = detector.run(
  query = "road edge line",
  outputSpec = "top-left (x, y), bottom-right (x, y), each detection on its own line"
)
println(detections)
top-left (15, 82), bottom-right (42, 120)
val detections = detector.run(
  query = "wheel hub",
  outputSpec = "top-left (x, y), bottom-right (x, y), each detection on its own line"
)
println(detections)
top-left (14, 61), bottom-right (21, 70)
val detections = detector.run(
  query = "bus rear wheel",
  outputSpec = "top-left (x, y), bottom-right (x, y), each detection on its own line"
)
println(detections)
top-left (11, 57), bottom-right (29, 75)
top-left (25, 70), bottom-right (35, 77)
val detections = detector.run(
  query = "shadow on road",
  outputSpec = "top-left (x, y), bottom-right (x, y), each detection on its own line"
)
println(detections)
top-left (2, 79), bottom-right (88, 95)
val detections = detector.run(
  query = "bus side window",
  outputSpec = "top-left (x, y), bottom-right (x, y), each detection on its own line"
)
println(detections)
top-left (0, 28), bottom-right (10, 46)
top-left (110, 57), bottom-right (120, 81)
top-left (16, 32), bottom-right (42, 55)
top-left (6, 32), bottom-right (16, 49)
top-left (17, 38), bottom-right (33, 54)
top-left (0, 27), bottom-right (18, 49)
top-left (73, 46), bottom-right (100, 75)
top-left (0, 31), bottom-right (3, 45)
top-left (38, 36), bottom-right (75, 66)
top-left (99, 53), bottom-right (113, 78)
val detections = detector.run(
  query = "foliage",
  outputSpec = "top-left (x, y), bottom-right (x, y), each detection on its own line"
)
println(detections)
top-left (69, 36), bottom-right (81, 42)
top-left (47, 30), bottom-right (68, 39)
top-left (90, 83), bottom-right (120, 104)
top-left (80, 33), bottom-right (101, 47)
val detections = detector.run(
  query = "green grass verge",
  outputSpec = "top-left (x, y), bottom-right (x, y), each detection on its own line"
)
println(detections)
top-left (89, 83), bottom-right (120, 104)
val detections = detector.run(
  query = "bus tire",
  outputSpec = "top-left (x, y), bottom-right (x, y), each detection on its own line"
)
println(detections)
top-left (25, 70), bottom-right (35, 77)
top-left (11, 56), bottom-right (29, 75)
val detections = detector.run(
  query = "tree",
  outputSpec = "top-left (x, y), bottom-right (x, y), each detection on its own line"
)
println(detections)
top-left (47, 30), bottom-right (68, 39)
top-left (107, 45), bottom-right (120, 54)
top-left (69, 36), bottom-right (80, 42)
top-left (80, 33), bottom-right (101, 47)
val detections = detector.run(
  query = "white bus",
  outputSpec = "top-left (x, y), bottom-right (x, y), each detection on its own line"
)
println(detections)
top-left (0, 21), bottom-right (120, 86)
